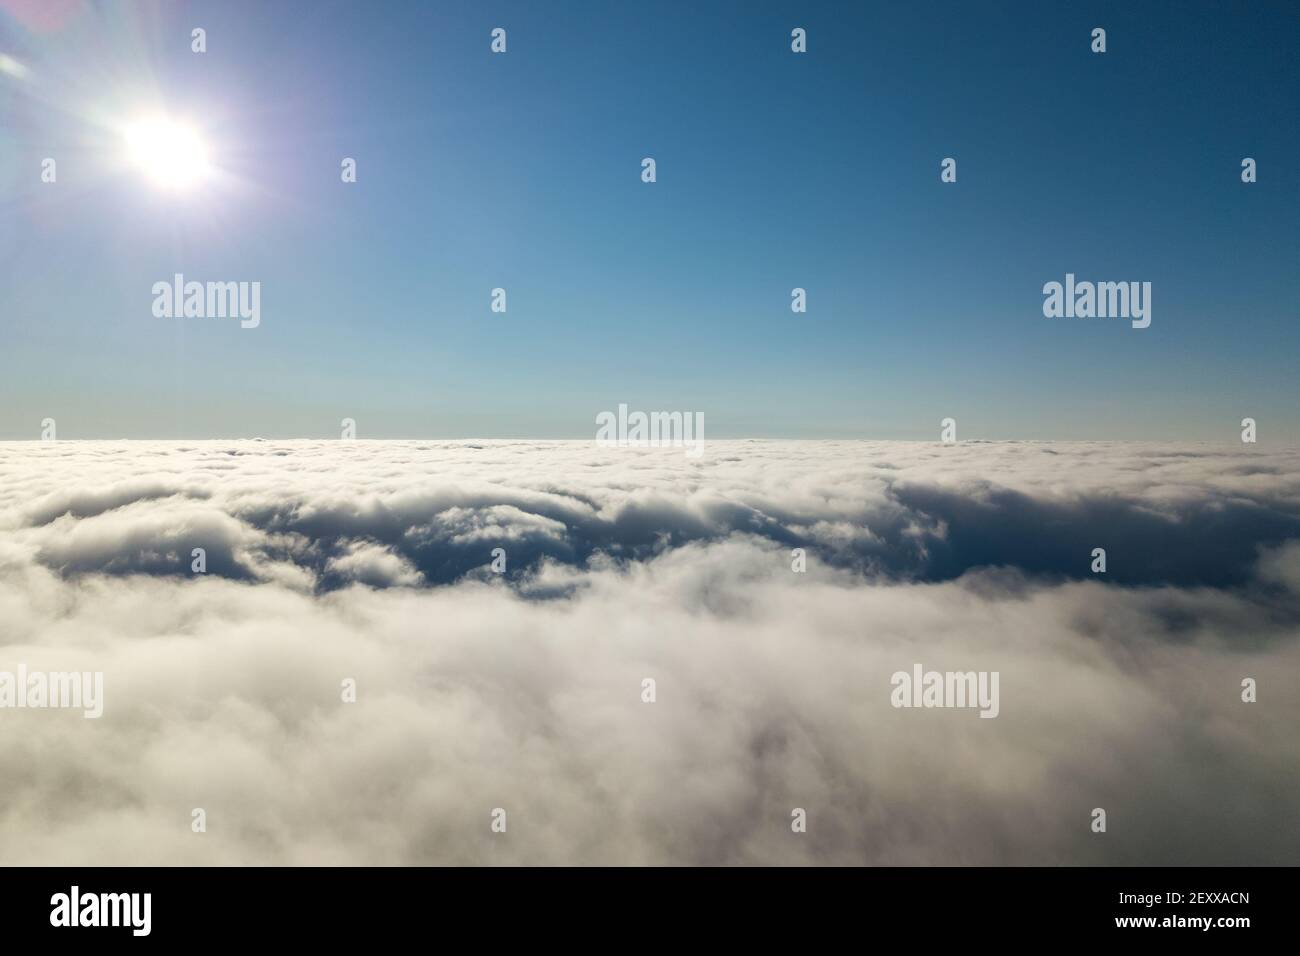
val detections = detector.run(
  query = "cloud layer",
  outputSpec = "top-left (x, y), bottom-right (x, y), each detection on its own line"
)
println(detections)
top-left (0, 439), bottom-right (1296, 864)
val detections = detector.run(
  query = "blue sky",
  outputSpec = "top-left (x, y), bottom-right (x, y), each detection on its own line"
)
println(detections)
top-left (1, 0), bottom-right (1297, 439)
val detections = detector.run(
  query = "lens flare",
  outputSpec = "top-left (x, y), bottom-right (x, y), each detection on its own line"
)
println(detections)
top-left (123, 116), bottom-right (211, 190)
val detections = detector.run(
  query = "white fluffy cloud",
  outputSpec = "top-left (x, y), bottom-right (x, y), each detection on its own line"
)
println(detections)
top-left (0, 440), bottom-right (1296, 863)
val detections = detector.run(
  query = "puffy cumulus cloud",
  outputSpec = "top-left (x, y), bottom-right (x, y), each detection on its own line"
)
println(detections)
top-left (325, 541), bottom-right (423, 589)
top-left (0, 439), bottom-right (1297, 864)
top-left (7, 439), bottom-right (1300, 590)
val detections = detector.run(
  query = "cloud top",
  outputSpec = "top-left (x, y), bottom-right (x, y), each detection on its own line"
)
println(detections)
top-left (0, 440), bottom-right (1296, 864)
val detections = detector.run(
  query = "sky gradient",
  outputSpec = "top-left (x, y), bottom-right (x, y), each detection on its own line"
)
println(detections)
top-left (1, 0), bottom-right (1297, 439)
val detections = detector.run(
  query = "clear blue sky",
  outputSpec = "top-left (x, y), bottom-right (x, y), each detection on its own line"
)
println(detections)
top-left (1, 0), bottom-right (1297, 439)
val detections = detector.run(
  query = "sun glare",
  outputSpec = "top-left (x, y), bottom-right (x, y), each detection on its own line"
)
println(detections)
top-left (123, 116), bottom-right (211, 190)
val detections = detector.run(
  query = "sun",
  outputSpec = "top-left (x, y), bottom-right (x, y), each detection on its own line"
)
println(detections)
top-left (122, 116), bottom-right (211, 190)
